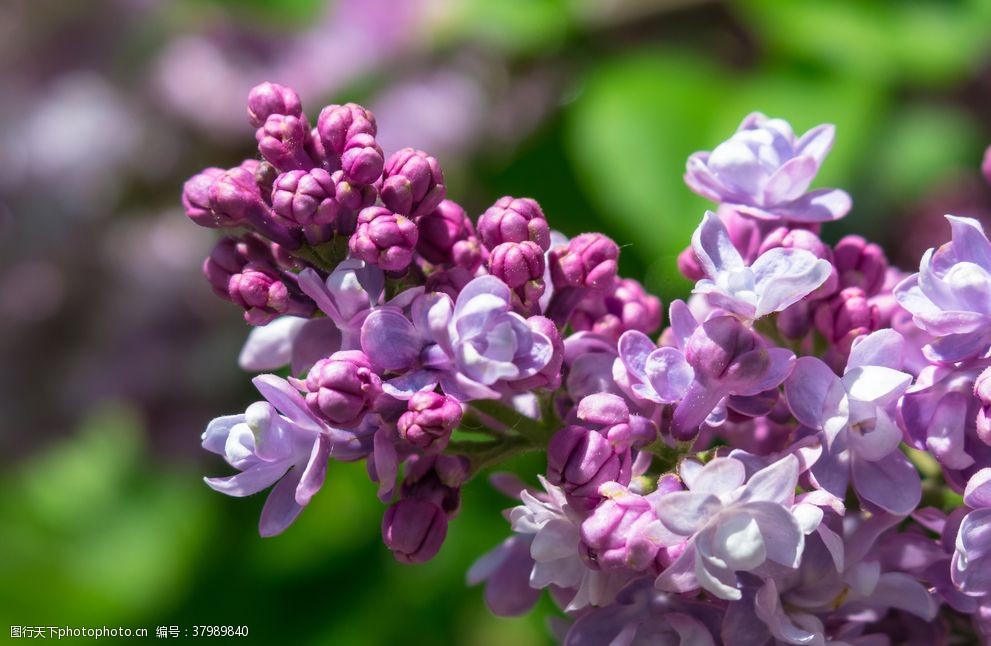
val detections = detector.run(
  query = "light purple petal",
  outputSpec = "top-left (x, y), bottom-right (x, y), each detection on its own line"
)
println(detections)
top-left (238, 316), bottom-right (307, 371)
top-left (762, 155), bottom-right (816, 205)
top-left (773, 188), bottom-right (851, 222)
top-left (258, 468), bottom-right (304, 537)
top-left (784, 357), bottom-right (848, 434)
top-left (794, 123), bottom-right (835, 166)
top-left (295, 434), bottom-right (331, 506)
top-left (618, 330), bottom-right (655, 383)
top-left (682, 457), bottom-right (745, 495)
top-left (841, 366), bottom-right (911, 406)
top-left (644, 347), bottom-right (694, 403)
top-left (751, 249), bottom-right (831, 317)
top-left (740, 454), bottom-right (799, 505)
top-left (297, 267), bottom-right (344, 323)
top-left (685, 153), bottom-right (731, 202)
top-left (846, 329), bottom-right (905, 371)
top-left (654, 491), bottom-right (721, 535)
top-left (739, 348), bottom-right (794, 395)
top-left (381, 370), bottom-right (438, 399)
top-left (204, 461), bottom-right (292, 497)
top-left (692, 210), bottom-right (744, 277)
top-left (291, 318), bottom-right (342, 376)
top-left (668, 299), bottom-right (698, 349)
top-left (869, 572), bottom-right (937, 620)
top-left (926, 392), bottom-right (975, 470)
top-left (202, 414), bottom-right (245, 455)
top-left (846, 408), bottom-right (902, 462)
top-left (851, 450), bottom-right (921, 515)
top-left (654, 543), bottom-right (699, 593)
top-left (253, 374), bottom-right (324, 433)
top-left (946, 215), bottom-right (991, 269)
top-left (360, 308), bottom-right (421, 372)
top-left (964, 468), bottom-right (991, 509)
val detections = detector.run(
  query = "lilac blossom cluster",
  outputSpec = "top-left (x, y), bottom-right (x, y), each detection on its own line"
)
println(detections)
top-left (186, 89), bottom-right (991, 643)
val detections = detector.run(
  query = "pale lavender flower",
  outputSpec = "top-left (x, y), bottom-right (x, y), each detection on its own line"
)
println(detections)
top-left (362, 275), bottom-right (554, 401)
top-left (202, 374), bottom-right (373, 536)
top-left (653, 454), bottom-right (817, 601)
top-left (691, 211), bottom-right (831, 321)
top-left (895, 215), bottom-right (991, 363)
top-left (685, 112), bottom-right (851, 222)
top-left (564, 578), bottom-right (721, 646)
top-left (785, 329), bottom-right (920, 515)
top-left (952, 468), bottom-right (991, 595)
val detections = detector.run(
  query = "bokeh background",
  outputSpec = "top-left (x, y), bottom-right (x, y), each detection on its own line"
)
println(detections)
top-left (4, 0), bottom-right (991, 643)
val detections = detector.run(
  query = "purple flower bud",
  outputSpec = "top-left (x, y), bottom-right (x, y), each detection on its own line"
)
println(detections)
top-left (209, 166), bottom-right (301, 249)
top-left (401, 454), bottom-right (464, 514)
top-left (256, 113), bottom-right (315, 172)
top-left (340, 132), bottom-right (385, 185)
top-left (677, 245), bottom-right (705, 281)
top-left (316, 103), bottom-right (377, 158)
top-left (813, 286), bottom-right (880, 356)
top-left (506, 316), bottom-right (563, 391)
top-left (247, 82), bottom-right (302, 128)
top-left (975, 367), bottom-right (991, 445)
top-left (398, 391), bottom-right (462, 452)
top-left (477, 196), bottom-right (550, 251)
top-left (203, 234), bottom-right (276, 298)
top-left (549, 233), bottom-right (619, 290)
top-left (228, 266), bottom-right (290, 326)
top-left (547, 395), bottom-right (635, 508)
top-left (579, 482), bottom-right (662, 571)
top-left (416, 200), bottom-right (482, 270)
top-left (488, 241), bottom-right (545, 313)
top-left (833, 235), bottom-right (888, 296)
top-left (271, 168), bottom-right (362, 244)
top-left (424, 266), bottom-right (475, 301)
top-left (304, 350), bottom-right (382, 428)
top-left (350, 207), bottom-right (418, 272)
top-left (182, 167), bottom-right (230, 228)
top-left (983, 145), bottom-right (991, 186)
top-left (571, 278), bottom-right (662, 341)
top-left (379, 148), bottom-right (445, 219)
top-left (382, 498), bottom-right (448, 564)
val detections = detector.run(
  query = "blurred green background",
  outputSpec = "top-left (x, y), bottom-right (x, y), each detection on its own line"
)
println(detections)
top-left (4, 0), bottom-right (991, 643)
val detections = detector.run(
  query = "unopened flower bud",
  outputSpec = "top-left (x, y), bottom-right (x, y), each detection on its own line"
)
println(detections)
top-left (317, 103), bottom-right (377, 158)
top-left (571, 278), bottom-right (661, 341)
top-left (814, 287), bottom-right (880, 356)
top-left (580, 482), bottom-right (661, 571)
top-left (382, 498), bottom-right (448, 564)
top-left (398, 392), bottom-right (462, 452)
top-left (488, 241), bottom-right (545, 313)
top-left (833, 235), bottom-right (887, 296)
top-left (549, 233), bottom-right (619, 290)
top-left (182, 167), bottom-right (229, 228)
top-left (976, 367), bottom-right (991, 445)
top-left (228, 266), bottom-right (290, 326)
top-left (256, 113), bottom-right (315, 172)
top-left (340, 132), bottom-right (384, 185)
top-left (304, 350), bottom-right (382, 428)
top-left (379, 148), bottom-right (445, 219)
top-left (477, 196), bottom-right (550, 251)
top-left (416, 200), bottom-right (481, 270)
top-left (247, 82), bottom-right (302, 128)
top-left (350, 207), bottom-right (418, 271)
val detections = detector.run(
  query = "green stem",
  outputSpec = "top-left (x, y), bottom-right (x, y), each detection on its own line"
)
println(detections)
top-left (469, 399), bottom-right (550, 443)
top-left (447, 435), bottom-right (538, 475)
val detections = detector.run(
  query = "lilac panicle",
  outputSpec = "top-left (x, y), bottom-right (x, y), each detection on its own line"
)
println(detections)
top-left (684, 112), bottom-right (851, 222)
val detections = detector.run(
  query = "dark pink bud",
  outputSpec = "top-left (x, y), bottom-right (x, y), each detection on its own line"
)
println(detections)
top-left (416, 200), bottom-right (480, 269)
top-left (813, 287), bottom-right (880, 355)
top-left (546, 424), bottom-right (632, 509)
top-left (228, 266), bottom-right (289, 326)
top-left (477, 196), bottom-right (550, 251)
top-left (398, 392), bottom-right (462, 452)
top-left (488, 241), bottom-right (545, 313)
top-left (549, 233), bottom-right (619, 290)
top-left (304, 350), bottom-right (382, 428)
top-left (677, 246), bottom-right (705, 281)
top-left (247, 82), bottom-right (302, 128)
top-left (203, 234), bottom-right (276, 298)
top-left (983, 146), bottom-right (991, 186)
top-left (579, 483), bottom-right (660, 571)
top-left (379, 148), bottom-right (445, 219)
top-left (340, 132), bottom-right (384, 185)
top-left (571, 278), bottom-right (661, 341)
top-left (209, 166), bottom-right (301, 248)
top-left (350, 206), bottom-right (418, 272)
top-left (271, 168), bottom-right (358, 244)
top-left (182, 167), bottom-right (229, 228)
top-left (317, 103), bottom-right (377, 158)
top-left (833, 235), bottom-right (888, 296)
top-left (382, 498), bottom-right (448, 564)
top-left (256, 113), bottom-right (316, 172)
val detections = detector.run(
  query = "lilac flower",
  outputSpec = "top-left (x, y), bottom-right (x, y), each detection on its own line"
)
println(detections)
top-left (895, 215), bottom-right (991, 363)
top-left (653, 454), bottom-right (817, 600)
top-left (684, 112), bottom-right (851, 222)
top-left (361, 275), bottom-right (554, 401)
top-left (350, 206), bottom-right (418, 272)
top-left (202, 375), bottom-right (373, 536)
top-left (564, 578), bottom-right (720, 646)
top-left (952, 468), bottom-right (991, 595)
top-left (691, 211), bottom-right (831, 321)
top-left (785, 329), bottom-right (920, 515)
